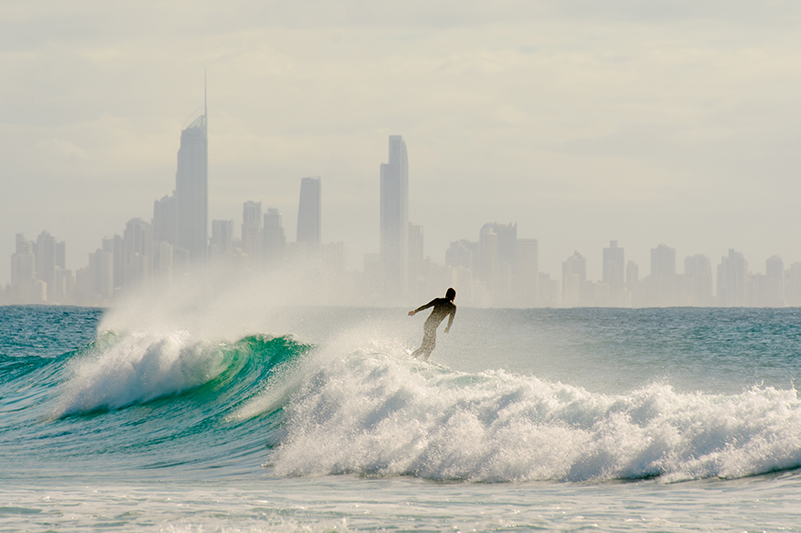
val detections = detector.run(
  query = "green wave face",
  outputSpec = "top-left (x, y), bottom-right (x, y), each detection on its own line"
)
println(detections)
top-left (0, 328), bottom-right (312, 482)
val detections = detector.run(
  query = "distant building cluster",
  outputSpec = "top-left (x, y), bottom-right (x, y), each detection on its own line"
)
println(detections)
top-left (440, 224), bottom-right (540, 308)
top-left (3, 99), bottom-right (800, 308)
top-left (552, 243), bottom-right (801, 308)
top-left (2, 106), bottom-right (343, 307)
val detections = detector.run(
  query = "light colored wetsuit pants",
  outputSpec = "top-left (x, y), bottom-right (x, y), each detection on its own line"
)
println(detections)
top-left (413, 324), bottom-right (437, 359)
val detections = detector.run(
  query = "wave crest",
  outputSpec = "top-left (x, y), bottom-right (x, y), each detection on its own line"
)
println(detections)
top-left (53, 331), bottom-right (229, 416)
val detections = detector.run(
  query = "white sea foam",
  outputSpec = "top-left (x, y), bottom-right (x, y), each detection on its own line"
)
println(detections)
top-left (268, 332), bottom-right (801, 483)
top-left (53, 331), bottom-right (228, 416)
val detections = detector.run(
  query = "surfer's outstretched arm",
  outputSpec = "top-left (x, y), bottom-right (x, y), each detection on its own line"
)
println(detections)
top-left (408, 299), bottom-right (437, 316)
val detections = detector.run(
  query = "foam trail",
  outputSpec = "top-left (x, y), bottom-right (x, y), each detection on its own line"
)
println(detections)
top-left (266, 332), bottom-right (801, 483)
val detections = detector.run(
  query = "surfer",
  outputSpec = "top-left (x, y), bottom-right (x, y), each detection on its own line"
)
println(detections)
top-left (408, 288), bottom-right (457, 360)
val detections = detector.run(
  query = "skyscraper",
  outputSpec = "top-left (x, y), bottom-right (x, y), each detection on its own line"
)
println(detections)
top-left (210, 220), bottom-right (234, 259)
top-left (11, 234), bottom-right (37, 302)
top-left (765, 255), bottom-right (784, 307)
top-left (603, 241), bottom-right (625, 290)
top-left (650, 243), bottom-right (676, 306)
top-left (562, 251), bottom-right (586, 307)
top-left (242, 201), bottom-right (262, 259)
top-left (787, 263), bottom-right (801, 306)
top-left (477, 225), bottom-right (499, 290)
top-left (482, 223), bottom-right (517, 265)
top-left (102, 235), bottom-right (124, 290)
top-left (35, 231), bottom-right (57, 299)
top-left (603, 240), bottom-right (626, 306)
top-left (89, 248), bottom-right (114, 301)
top-left (516, 238), bottom-right (539, 307)
top-left (174, 84), bottom-right (208, 262)
top-left (446, 240), bottom-right (477, 271)
top-left (153, 194), bottom-right (176, 245)
top-left (684, 254), bottom-right (713, 306)
top-left (476, 223), bottom-right (517, 305)
top-left (123, 218), bottom-right (152, 287)
top-left (380, 135), bottom-right (409, 299)
top-left (263, 208), bottom-right (286, 266)
top-left (297, 176), bottom-right (321, 248)
top-left (717, 249), bottom-right (748, 307)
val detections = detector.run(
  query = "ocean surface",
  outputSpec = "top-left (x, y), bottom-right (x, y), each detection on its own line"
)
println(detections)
top-left (3, 301), bottom-right (801, 531)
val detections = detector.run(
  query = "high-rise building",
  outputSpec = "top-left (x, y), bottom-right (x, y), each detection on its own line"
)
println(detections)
top-left (89, 248), bottom-right (114, 301)
top-left (474, 223), bottom-right (517, 305)
top-left (650, 244), bottom-right (676, 306)
top-left (210, 220), bottom-right (234, 259)
top-left (263, 208), bottom-right (286, 265)
top-left (102, 235), bottom-right (124, 290)
top-left (152, 241), bottom-right (174, 280)
top-left (297, 177), bottom-right (321, 248)
top-left (11, 234), bottom-right (38, 302)
top-left (55, 241), bottom-right (66, 271)
top-left (684, 254), bottom-right (713, 306)
top-left (174, 87), bottom-right (208, 262)
top-left (603, 241), bottom-right (625, 290)
top-left (123, 218), bottom-right (152, 287)
top-left (516, 238), bottom-right (538, 307)
top-left (242, 201), bottom-right (262, 259)
top-left (626, 260), bottom-right (641, 306)
top-left (626, 261), bottom-right (639, 287)
top-left (603, 240), bottom-right (626, 306)
top-left (651, 244), bottom-right (676, 278)
top-left (446, 240), bottom-right (476, 271)
top-left (717, 249), bottom-right (748, 307)
top-left (35, 231), bottom-right (58, 299)
top-left (380, 135), bottom-right (409, 299)
top-left (765, 255), bottom-right (784, 307)
top-left (153, 194), bottom-right (177, 245)
top-left (786, 263), bottom-right (801, 306)
top-left (539, 272), bottom-right (559, 307)
top-left (482, 223), bottom-right (517, 265)
top-left (562, 251), bottom-right (586, 307)
top-left (477, 226), bottom-right (499, 289)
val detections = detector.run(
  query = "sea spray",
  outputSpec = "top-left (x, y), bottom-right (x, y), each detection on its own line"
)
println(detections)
top-left (96, 263), bottom-right (355, 343)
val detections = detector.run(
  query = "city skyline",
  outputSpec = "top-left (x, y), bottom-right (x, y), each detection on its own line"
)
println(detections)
top-left (3, 2), bottom-right (801, 290)
top-left (5, 106), bottom-right (801, 307)
top-left (9, 214), bottom-right (801, 308)
top-left (5, 111), bottom-right (801, 308)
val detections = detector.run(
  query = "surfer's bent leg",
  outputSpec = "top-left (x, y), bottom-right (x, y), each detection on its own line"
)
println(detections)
top-left (413, 326), bottom-right (437, 359)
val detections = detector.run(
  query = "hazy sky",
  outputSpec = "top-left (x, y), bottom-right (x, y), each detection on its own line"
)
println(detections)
top-left (3, 1), bottom-right (801, 285)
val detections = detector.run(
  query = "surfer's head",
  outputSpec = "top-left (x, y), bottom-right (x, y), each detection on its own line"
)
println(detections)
top-left (446, 288), bottom-right (456, 301)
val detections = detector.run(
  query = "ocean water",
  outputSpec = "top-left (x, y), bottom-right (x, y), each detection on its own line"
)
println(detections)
top-left (3, 302), bottom-right (801, 531)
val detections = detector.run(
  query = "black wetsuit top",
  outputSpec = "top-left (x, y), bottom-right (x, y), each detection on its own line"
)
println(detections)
top-left (414, 298), bottom-right (457, 332)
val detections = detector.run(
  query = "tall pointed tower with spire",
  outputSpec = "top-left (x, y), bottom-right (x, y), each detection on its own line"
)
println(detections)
top-left (174, 76), bottom-right (209, 261)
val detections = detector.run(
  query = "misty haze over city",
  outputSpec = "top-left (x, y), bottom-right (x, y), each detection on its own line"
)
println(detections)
top-left (3, 1), bottom-right (801, 308)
